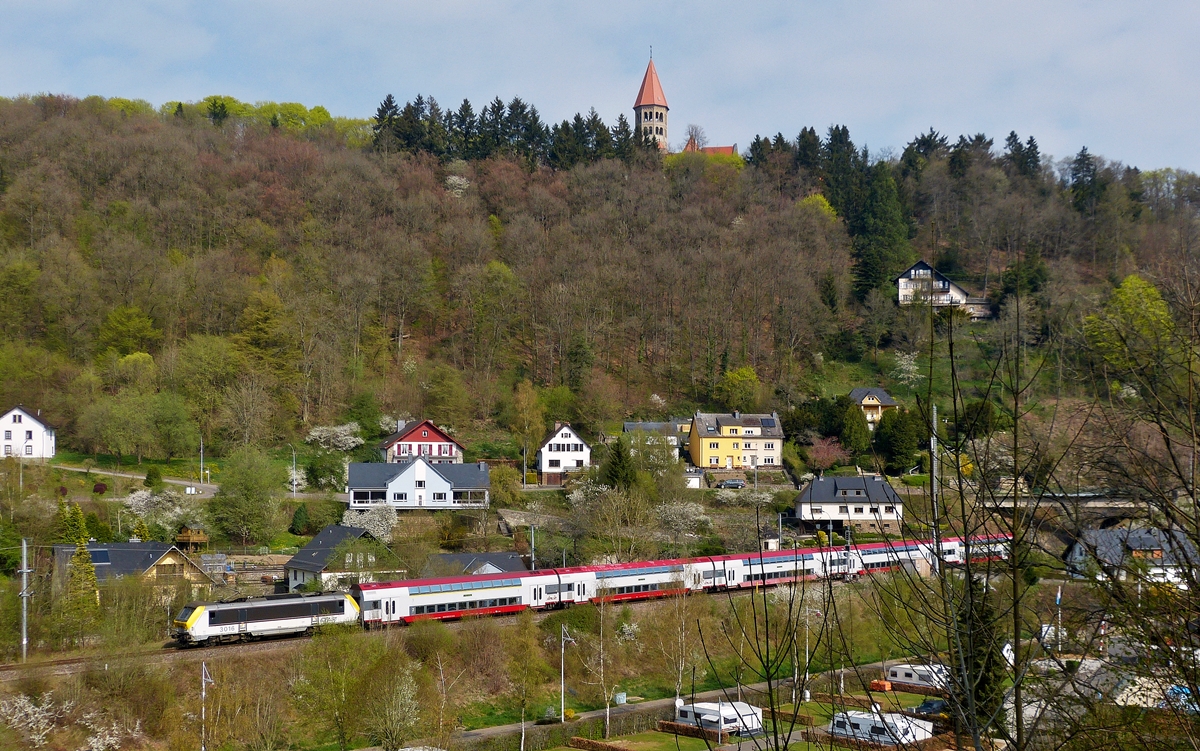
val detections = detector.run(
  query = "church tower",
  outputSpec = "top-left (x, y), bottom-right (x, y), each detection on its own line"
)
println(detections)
top-left (633, 58), bottom-right (669, 149)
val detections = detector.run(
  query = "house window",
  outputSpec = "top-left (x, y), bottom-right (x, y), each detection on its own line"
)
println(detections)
top-left (23, 446), bottom-right (31, 455)
top-left (812, 506), bottom-right (823, 514)
top-left (709, 442), bottom-right (719, 449)
top-left (710, 457), bottom-right (718, 465)
top-left (353, 491), bottom-right (370, 500)
top-left (838, 505), bottom-right (848, 513)
top-left (733, 443), bottom-right (739, 449)
top-left (765, 442), bottom-right (774, 450)
top-left (24, 431), bottom-right (31, 440)
top-left (729, 428), bottom-right (738, 435)
top-left (744, 442), bottom-right (753, 449)
top-left (433, 492), bottom-right (447, 500)
top-left (854, 507), bottom-right (864, 514)
top-left (763, 457), bottom-right (774, 464)
top-left (549, 460), bottom-right (560, 468)
top-left (870, 507), bottom-right (879, 513)
top-left (576, 460), bottom-right (583, 468)
top-left (393, 492), bottom-right (407, 501)
top-left (422, 430), bottom-right (428, 437)
top-left (885, 505), bottom-right (895, 513)
top-left (416, 481), bottom-right (425, 488)
top-left (12, 415), bottom-right (20, 423)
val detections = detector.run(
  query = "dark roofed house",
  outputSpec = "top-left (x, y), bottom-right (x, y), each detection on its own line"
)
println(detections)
top-left (421, 552), bottom-right (529, 577)
top-left (1065, 528), bottom-right (1197, 587)
top-left (347, 458), bottom-right (490, 510)
top-left (848, 388), bottom-right (898, 431)
top-left (896, 260), bottom-right (991, 320)
top-left (284, 524), bottom-right (405, 592)
top-left (795, 475), bottom-right (904, 534)
top-left (53, 542), bottom-right (216, 592)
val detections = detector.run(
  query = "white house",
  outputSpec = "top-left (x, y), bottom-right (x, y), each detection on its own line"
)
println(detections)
top-left (829, 710), bottom-right (933, 746)
top-left (377, 419), bottom-right (465, 464)
top-left (795, 475), bottom-right (904, 534)
top-left (0, 406), bottom-right (55, 459)
top-left (896, 260), bottom-right (990, 320)
top-left (536, 422), bottom-right (590, 486)
top-left (347, 458), bottom-right (490, 510)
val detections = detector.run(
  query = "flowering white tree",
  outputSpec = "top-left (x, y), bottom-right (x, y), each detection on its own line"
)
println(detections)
top-left (341, 505), bottom-right (397, 543)
top-left (306, 423), bottom-right (365, 452)
top-left (0, 693), bottom-right (70, 747)
top-left (122, 488), bottom-right (201, 530)
top-left (890, 351), bottom-right (923, 389)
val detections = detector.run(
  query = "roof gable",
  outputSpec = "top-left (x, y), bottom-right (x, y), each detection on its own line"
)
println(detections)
top-left (1, 405), bottom-right (53, 431)
top-left (286, 525), bottom-right (371, 573)
top-left (540, 423), bottom-right (589, 451)
top-left (633, 59), bottom-right (668, 109)
top-left (896, 260), bottom-right (974, 298)
top-left (53, 542), bottom-right (208, 582)
top-left (848, 387), bottom-right (897, 406)
top-left (380, 420), bottom-right (463, 449)
top-left (797, 476), bottom-right (903, 505)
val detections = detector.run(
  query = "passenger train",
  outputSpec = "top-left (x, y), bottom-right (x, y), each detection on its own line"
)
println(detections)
top-left (172, 535), bottom-right (1008, 645)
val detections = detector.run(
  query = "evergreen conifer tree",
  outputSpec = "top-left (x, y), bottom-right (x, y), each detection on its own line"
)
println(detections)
top-left (64, 539), bottom-right (99, 642)
top-left (956, 576), bottom-right (1005, 730)
top-left (601, 437), bottom-right (636, 491)
top-left (839, 403), bottom-right (871, 457)
top-left (132, 517), bottom-right (151, 542)
top-left (852, 162), bottom-right (913, 299)
top-left (290, 503), bottom-right (311, 536)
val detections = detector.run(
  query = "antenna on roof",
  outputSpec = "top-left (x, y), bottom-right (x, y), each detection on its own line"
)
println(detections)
top-left (650, 45), bottom-right (653, 59)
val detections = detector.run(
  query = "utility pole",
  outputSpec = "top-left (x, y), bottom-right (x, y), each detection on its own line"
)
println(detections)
top-left (930, 404), bottom-right (941, 575)
top-left (530, 526), bottom-right (536, 571)
top-left (201, 662), bottom-right (214, 751)
top-left (19, 538), bottom-right (30, 662)
top-left (199, 435), bottom-right (204, 485)
top-left (561, 624), bottom-right (575, 722)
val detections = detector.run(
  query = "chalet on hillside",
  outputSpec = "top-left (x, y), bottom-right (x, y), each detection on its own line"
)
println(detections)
top-left (378, 419), bottom-right (465, 464)
top-left (847, 388), bottom-right (898, 431)
top-left (895, 260), bottom-right (991, 320)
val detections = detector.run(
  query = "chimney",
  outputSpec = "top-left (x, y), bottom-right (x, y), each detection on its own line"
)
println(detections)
top-left (554, 421), bottom-right (563, 432)
top-left (397, 418), bottom-right (406, 432)
top-left (733, 410), bottom-right (740, 419)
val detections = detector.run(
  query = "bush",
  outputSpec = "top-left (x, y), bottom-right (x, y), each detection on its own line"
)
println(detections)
top-left (289, 503), bottom-right (311, 535)
top-left (143, 466), bottom-right (162, 488)
top-left (490, 465), bottom-right (521, 506)
top-left (539, 603), bottom-right (600, 636)
top-left (92, 482), bottom-right (107, 495)
top-left (306, 450), bottom-right (347, 491)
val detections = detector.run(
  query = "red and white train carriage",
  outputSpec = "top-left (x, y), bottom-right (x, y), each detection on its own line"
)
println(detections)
top-left (352, 534), bottom-right (1009, 626)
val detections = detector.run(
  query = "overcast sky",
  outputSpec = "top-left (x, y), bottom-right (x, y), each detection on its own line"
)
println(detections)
top-left (3, 1), bottom-right (1197, 171)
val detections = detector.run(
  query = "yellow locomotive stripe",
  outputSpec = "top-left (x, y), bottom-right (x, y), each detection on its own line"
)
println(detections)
top-left (180, 606), bottom-right (205, 629)
top-left (345, 594), bottom-right (361, 614)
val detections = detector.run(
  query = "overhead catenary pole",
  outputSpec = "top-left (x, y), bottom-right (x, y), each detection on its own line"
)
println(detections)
top-left (19, 538), bottom-right (30, 663)
top-left (199, 435), bottom-right (204, 485)
top-left (201, 661), bottom-right (214, 751)
top-left (530, 526), bottom-right (536, 571)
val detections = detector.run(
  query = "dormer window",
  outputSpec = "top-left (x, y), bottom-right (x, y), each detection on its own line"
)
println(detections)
top-left (729, 428), bottom-right (738, 435)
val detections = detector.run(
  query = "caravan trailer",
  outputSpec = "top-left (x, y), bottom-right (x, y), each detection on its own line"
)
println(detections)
top-left (887, 662), bottom-right (949, 694)
top-left (676, 701), bottom-right (763, 736)
top-left (829, 710), bottom-right (934, 746)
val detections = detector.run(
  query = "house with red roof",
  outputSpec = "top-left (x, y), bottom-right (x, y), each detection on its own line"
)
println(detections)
top-left (378, 419), bottom-right (465, 464)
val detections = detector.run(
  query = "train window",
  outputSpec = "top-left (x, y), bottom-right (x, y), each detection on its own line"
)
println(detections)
top-left (366, 600), bottom-right (380, 610)
top-left (436, 604), bottom-right (447, 612)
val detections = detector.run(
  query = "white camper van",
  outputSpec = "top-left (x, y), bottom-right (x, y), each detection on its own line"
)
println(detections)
top-left (676, 701), bottom-right (764, 736)
top-left (829, 710), bottom-right (934, 746)
top-left (887, 662), bottom-right (949, 691)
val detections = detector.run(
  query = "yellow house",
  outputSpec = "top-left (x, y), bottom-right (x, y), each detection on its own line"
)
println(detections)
top-left (688, 411), bottom-right (784, 470)
top-left (848, 388), bottom-right (898, 431)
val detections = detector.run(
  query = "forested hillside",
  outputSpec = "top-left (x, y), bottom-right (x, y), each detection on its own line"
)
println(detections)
top-left (0, 93), bottom-right (1197, 461)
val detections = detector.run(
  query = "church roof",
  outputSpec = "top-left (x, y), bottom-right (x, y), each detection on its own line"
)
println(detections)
top-left (634, 59), bottom-right (668, 109)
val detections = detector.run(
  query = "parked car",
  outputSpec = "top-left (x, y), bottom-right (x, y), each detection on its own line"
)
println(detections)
top-left (912, 698), bottom-right (949, 718)
top-left (717, 478), bottom-right (747, 489)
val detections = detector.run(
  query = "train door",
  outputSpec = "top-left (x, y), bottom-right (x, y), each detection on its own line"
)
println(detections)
top-left (532, 585), bottom-right (543, 608)
top-left (237, 609), bottom-right (248, 634)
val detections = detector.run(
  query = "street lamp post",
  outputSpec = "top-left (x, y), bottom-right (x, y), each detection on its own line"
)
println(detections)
top-left (289, 444), bottom-right (297, 498)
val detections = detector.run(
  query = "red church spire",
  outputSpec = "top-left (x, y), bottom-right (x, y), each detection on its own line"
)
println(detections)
top-left (633, 59), bottom-right (668, 110)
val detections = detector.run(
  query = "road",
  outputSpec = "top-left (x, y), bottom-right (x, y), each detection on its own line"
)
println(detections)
top-left (53, 464), bottom-right (342, 500)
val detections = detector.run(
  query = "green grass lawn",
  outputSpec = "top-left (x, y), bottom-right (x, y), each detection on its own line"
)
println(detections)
top-left (543, 731), bottom-right (711, 751)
